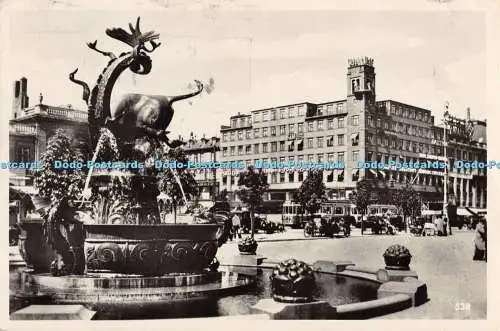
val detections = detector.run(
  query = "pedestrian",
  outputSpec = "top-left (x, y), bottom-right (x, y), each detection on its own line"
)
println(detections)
top-left (442, 217), bottom-right (448, 236)
top-left (473, 218), bottom-right (486, 261)
top-left (435, 215), bottom-right (444, 236)
top-left (232, 212), bottom-right (242, 239)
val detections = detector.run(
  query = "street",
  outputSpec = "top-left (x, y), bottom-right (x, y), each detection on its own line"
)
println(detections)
top-left (217, 227), bottom-right (486, 319)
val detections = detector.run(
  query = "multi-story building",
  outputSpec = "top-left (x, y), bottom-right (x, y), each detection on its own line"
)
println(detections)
top-left (218, 57), bottom-right (487, 212)
top-left (9, 77), bottom-right (88, 186)
top-left (181, 134), bottom-right (220, 205)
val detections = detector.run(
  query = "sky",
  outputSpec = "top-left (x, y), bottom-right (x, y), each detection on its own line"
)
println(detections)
top-left (0, 8), bottom-right (487, 138)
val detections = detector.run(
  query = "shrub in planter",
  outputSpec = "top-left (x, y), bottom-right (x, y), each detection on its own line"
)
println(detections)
top-left (270, 259), bottom-right (316, 303)
top-left (238, 236), bottom-right (258, 255)
top-left (383, 244), bottom-right (412, 270)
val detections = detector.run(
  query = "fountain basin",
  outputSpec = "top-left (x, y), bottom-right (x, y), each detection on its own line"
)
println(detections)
top-left (84, 224), bottom-right (220, 275)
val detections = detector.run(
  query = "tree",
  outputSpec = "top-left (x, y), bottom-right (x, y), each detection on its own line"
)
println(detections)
top-left (33, 129), bottom-right (86, 202)
top-left (156, 146), bottom-right (198, 223)
top-left (391, 184), bottom-right (422, 232)
top-left (236, 166), bottom-right (269, 238)
top-left (294, 170), bottom-right (327, 216)
top-left (350, 179), bottom-right (372, 235)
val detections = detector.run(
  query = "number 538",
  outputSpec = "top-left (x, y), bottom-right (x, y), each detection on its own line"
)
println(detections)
top-left (455, 302), bottom-right (471, 311)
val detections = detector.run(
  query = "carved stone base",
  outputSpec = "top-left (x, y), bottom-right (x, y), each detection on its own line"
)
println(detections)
top-left (84, 224), bottom-right (220, 275)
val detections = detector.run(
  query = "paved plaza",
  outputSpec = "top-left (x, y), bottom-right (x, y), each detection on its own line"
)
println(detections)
top-left (218, 228), bottom-right (487, 319)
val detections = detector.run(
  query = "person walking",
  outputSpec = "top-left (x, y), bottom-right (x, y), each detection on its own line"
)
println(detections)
top-left (232, 212), bottom-right (242, 239)
top-left (473, 218), bottom-right (486, 261)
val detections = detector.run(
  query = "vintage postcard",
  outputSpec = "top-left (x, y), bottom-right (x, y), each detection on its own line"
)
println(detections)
top-left (2, 0), bottom-right (498, 330)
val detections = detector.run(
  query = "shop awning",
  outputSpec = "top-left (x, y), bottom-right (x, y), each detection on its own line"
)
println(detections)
top-left (422, 210), bottom-right (442, 216)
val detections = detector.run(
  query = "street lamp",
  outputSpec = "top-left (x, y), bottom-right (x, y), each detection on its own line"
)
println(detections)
top-left (442, 108), bottom-right (452, 235)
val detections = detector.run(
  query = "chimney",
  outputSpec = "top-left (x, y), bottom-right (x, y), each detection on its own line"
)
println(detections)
top-left (466, 107), bottom-right (471, 121)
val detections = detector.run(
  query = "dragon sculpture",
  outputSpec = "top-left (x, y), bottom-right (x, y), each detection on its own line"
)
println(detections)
top-left (69, 17), bottom-right (204, 151)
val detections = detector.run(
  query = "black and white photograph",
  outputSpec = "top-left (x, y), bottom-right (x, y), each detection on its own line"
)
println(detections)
top-left (3, 0), bottom-right (497, 326)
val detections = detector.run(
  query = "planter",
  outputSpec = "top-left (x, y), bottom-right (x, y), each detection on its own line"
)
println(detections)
top-left (383, 244), bottom-right (412, 270)
top-left (383, 255), bottom-right (412, 270)
top-left (84, 224), bottom-right (221, 275)
top-left (238, 237), bottom-right (258, 255)
top-left (18, 219), bottom-right (57, 272)
top-left (270, 259), bottom-right (316, 303)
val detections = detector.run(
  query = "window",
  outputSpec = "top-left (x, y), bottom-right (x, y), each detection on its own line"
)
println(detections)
top-left (262, 143), bottom-right (268, 153)
top-left (327, 104), bottom-right (333, 114)
top-left (271, 126), bottom-right (276, 136)
top-left (230, 132), bottom-right (235, 141)
top-left (338, 134), bottom-right (344, 146)
top-left (280, 173), bottom-right (285, 183)
top-left (327, 119), bottom-right (334, 129)
top-left (317, 154), bottom-right (324, 163)
top-left (352, 115), bottom-right (359, 126)
top-left (288, 107), bottom-right (295, 118)
top-left (289, 124), bottom-right (295, 133)
top-left (308, 154), bottom-right (314, 162)
top-left (317, 137), bottom-right (323, 148)
top-left (317, 120), bottom-right (324, 131)
top-left (240, 118), bottom-right (246, 127)
top-left (338, 152), bottom-right (344, 164)
top-left (288, 172), bottom-right (294, 183)
top-left (307, 122), bottom-right (314, 132)
top-left (245, 145), bottom-right (251, 154)
top-left (246, 130), bottom-right (252, 139)
top-left (280, 108), bottom-right (286, 119)
top-left (352, 151), bottom-right (359, 161)
top-left (376, 119), bottom-right (381, 128)
top-left (298, 123), bottom-right (304, 133)
top-left (253, 129), bottom-right (260, 138)
top-left (254, 144), bottom-right (259, 154)
top-left (222, 175), bottom-right (227, 185)
top-left (317, 106), bottom-right (324, 116)
top-left (262, 127), bottom-right (269, 137)
top-left (280, 141), bottom-right (285, 151)
top-left (271, 142), bottom-right (277, 152)
top-left (238, 131), bottom-right (244, 140)
top-left (271, 173), bottom-right (277, 183)
top-left (337, 103), bottom-right (344, 113)
top-left (338, 118), bottom-right (344, 128)
top-left (367, 133), bottom-right (373, 145)
top-left (222, 147), bottom-right (227, 156)
top-left (232, 119), bottom-right (237, 127)
top-left (351, 133), bottom-right (359, 146)
top-left (271, 110), bottom-right (277, 120)
top-left (253, 113), bottom-right (260, 123)
top-left (298, 172), bottom-right (304, 182)
top-left (307, 138), bottom-right (314, 149)
top-left (327, 135), bottom-right (334, 147)
top-left (238, 146), bottom-right (244, 155)
top-left (223, 133), bottom-right (228, 142)
top-left (262, 111), bottom-right (269, 121)
top-left (367, 152), bottom-right (373, 161)
top-left (280, 125), bottom-right (286, 136)
top-left (327, 153), bottom-right (334, 162)
top-left (298, 105), bottom-right (305, 116)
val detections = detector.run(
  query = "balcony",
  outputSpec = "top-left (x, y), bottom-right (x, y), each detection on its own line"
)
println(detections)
top-left (353, 85), bottom-right (374, 95)
top-left (18, 105), bottom-right (88, 122)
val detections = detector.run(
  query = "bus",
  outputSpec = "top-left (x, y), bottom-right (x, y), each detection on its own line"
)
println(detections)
top-left (281, 201), bottom-right (308, 228)
top-left (367, 204), bottom-right (398, 216)
top-left (321, 202), bottom-right (360, 226)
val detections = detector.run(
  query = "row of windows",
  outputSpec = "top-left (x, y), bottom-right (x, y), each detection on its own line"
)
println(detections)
top-left (366, 116), bottom-right (442, 140)
top-left (389, 104), bottom-right (432, 124)
top-left (308, 103), bottom-right (346, 117)
top-left (252, 105), bottom-right (307, 123)
top-left (222, 116), bottom-right (359, 142)
top-left (222, 134), bottom-right (360, 156)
